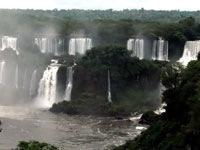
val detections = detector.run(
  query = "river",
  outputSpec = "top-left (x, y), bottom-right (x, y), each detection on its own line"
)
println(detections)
top-left (0, 105), bottom-right (145, 150)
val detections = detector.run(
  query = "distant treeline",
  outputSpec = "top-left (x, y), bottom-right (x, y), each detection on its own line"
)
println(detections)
top-left (1, 9), bottom-right (200, 60)
top-left (2, 9), bottom-right (200, 22)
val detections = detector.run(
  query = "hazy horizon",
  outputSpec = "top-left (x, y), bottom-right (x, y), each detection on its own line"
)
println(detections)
top-left (0, 0), bottom-right (199, 11)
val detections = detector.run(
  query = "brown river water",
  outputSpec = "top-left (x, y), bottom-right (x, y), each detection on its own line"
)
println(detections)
top-left (0, 105), bottom-right (146, 150)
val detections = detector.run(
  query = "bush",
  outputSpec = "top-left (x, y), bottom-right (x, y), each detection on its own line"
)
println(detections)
top-left (14, 141), bottom-right (59, 150)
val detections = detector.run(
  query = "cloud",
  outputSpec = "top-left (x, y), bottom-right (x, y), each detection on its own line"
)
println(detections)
top-left (0, 0), bottom-right (199, 11)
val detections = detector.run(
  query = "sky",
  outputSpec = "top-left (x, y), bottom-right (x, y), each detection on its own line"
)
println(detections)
top-left (0, 0), bottom-right (199, 11)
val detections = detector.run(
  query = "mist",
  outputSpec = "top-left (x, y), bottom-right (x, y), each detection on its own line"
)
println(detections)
top-left (1, 8), bottom-right (199, 150)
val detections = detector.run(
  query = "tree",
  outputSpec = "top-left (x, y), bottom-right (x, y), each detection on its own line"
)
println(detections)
top-left (14, 141), bottom-right (58, 150)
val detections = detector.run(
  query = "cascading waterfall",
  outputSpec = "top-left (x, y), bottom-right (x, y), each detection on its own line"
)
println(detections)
top-left (157, 39), bottom-right (165, 60)
top-left (107, 70), bottom-right (112, 103)
top-left (69, 38), bottom-right (93, 55)
top-left (35, 38), bottom-right (47, 53)
top-left (153, 81), bottom-right (167, 115)
top-left (155, 37), bottom-right (168, 61)
top-left (152, 40), bottom-right (157, 60)
top-left (35, 37), bottom-right (65, 56)
top-left (64, 67), bottom-right (73, 101)
top-left (0, 61), bottom-right (5, 84)
top-left (56, 38), bottom-right (65, 56)
top-left (179, 40), bottom-right (200, 66)
top-left (36, 60), bottom-right (60, 108)
top-left (127, 37), bottom-right (168, 61)
top-left (0, 61), bottom-right (19, 88)
top-left (127, 39), bottom-right (144, 59)
top-left (0, 36), bottom-right (17, 51)
top-left (29, 70), bottom-right (38, 97)
top-left (127, 39), bottom-right (134, 51)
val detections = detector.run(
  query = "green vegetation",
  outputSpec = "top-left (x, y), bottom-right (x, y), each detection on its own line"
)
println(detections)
top-left (1, 9), bottom-right (200, 149)
top-left (52, 44), bottom-right (164, 116)
top-left (1, 8), bottom-right (199, 117)
top-left (50, 97), bottom-right (129, 117)
top-left (113, 58), bottom-right (200, 150)
top-left (3, 9), bottom-right (200, 22)
top-left (14, 141), bottom-right (58, 150)
top-left (1, 9), bottom-right (200, 61)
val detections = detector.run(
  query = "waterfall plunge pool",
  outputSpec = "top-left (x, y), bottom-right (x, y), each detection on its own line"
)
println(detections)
top-left (0, 105), bottom-right (146, 150)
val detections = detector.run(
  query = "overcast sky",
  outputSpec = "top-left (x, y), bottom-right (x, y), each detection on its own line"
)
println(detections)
top-left (0, 0), bottom-right (199, 11)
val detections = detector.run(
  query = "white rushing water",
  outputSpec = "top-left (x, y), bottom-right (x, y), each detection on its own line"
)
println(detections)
top-left (127, 37), bottom-right (168, 61)
top-left (29, 70), bottom-right (38, 97)
top-left (36, 60), bottom-right (60, 108)
top-left (179, 40), bottom-right (200, 66)
top-left (154, 83), bottom-right (166, 115)
top-left (0, 61), bottom-right (19, 88)
top-left (64, 67), bottom-right (73, 101)
top-left (154, 37), bottom-right (168, 61)
top-left (35, 37), bottom-right (65, 56)
top-left (0, 61), bottom-right (5, 84)
top-left (0, 36), bottom-right (17, 51)
top-left (69, 38), bottom-right (93, 55)
top-left (107, 70), bottom-right (112, 103)
top-left (154, 103), bottom-right (166, 115)
top-left (152, 40), bottom-right (157, 60)
top-left (127, 39), bottom-right (144, 59)
top-left (0, 105), bottom-right (146, 150)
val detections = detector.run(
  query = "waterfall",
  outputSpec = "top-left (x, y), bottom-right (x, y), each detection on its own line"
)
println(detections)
top-left (35, 37), bottom-right (65, 56)
top-left (1, 36), bottom-right (17, 51)
top-left (36, 60), bottom-right (60, 108)
top-left (152, 37), bottom-right (168, 61)
top-left (127, 39), bottom-right (134, 50)
top-left (152, 40), bottom-right (157, 60)
top-left (55, 38), bottom-right (65, 56)
top-left (0, 61), bottom-right (19, 88)
top-left (156, 37), bottom-right (168, 61)
top-left (127, 37), bottom-right (168, 61)
top-left (0, 61), bottom-right (5, 84)
top-left (179, 40), bottom-right (200, 66)
top-left (69, 38), bottom-right (93, 55)
top-left (69, 39), bottom-right (76, 55)
top-left (127, 38), bottom-right (144, 59)
top-left (107, 70), bottom-right (112, 103)
top-left (14, 65), bottom-right (19, 89)
top-left (35, 38), bottom-right (47, 53)
top-left (64, 67), bottom-right (73, 101)
top-left (29, 70), bottom-right (37, 97)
